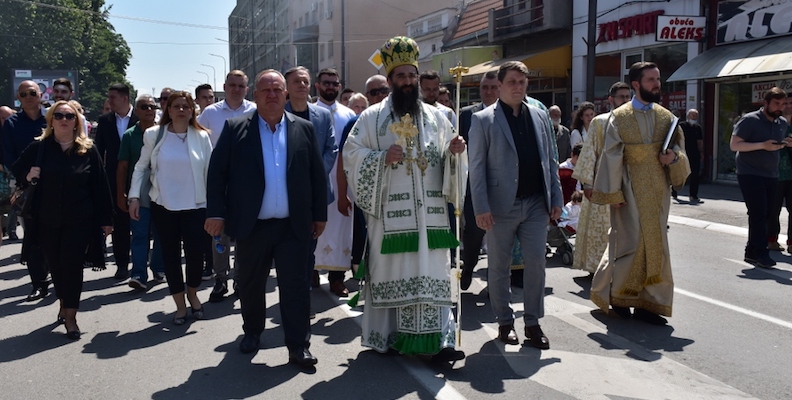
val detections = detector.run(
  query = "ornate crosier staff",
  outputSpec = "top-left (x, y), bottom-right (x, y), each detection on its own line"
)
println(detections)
top-left (449, 62), bottom-right (468, 347)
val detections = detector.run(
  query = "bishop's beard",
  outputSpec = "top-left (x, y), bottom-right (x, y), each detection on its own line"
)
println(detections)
top-left (391, 83), bottom-right (420, 118)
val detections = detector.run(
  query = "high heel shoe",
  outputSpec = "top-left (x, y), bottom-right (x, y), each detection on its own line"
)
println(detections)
top-left (173, 313), bottom-right (187, 325)
top-left (191, 307), bottom-right (204, 320)
top-left (66, 330), bottom-right (81, 340)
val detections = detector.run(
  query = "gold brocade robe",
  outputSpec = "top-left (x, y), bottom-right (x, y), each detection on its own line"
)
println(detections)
top-left (589, 103), bottom-right (690, 316)
top-left (571, 113), bottom-right (612, 273)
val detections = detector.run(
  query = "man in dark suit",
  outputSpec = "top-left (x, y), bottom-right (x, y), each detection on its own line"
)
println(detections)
top-left (459, 71), bottom-right (499, 289)
top-left (205, 69), bottom-right (327, 367)
top-left (282, 66), bottom-right (337, 291)
top-left (94, 83), bottom-right (138, 279)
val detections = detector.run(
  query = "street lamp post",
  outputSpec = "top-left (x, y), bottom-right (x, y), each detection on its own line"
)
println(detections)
top-left (209, 53), bottom-right (227, 78)
top-left (196, 71), bottom-right (210, 84)
top-left (201, 64), bottom-right (217, 89)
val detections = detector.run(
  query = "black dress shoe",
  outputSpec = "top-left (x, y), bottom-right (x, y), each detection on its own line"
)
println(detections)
top-left (25, 286), bottom-right (48, 302)
top-left (611, 306), bottom-right (632, 319)
top-left (208, 279), bottom-right (228, 303)
top-left (498, 324), bottom-right (519, 345)
top-left (431, 347), bottom-right (466, 363)
top-left (633, 308), bottom-right (668, 326)
top-left (289, 347), bottom-right (318, 366)
top-left (239, 334), bottom-right (261, 354)
top-left (524, 325), bottom-right (550, 350)
top-left (460, 268), bottom-right (473, 291)
top-left (113, 268), bottom-right (129, 280)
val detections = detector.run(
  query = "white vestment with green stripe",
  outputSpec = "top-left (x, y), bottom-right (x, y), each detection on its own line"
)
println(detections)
top-left (343, 96), bottom-right (467, 354)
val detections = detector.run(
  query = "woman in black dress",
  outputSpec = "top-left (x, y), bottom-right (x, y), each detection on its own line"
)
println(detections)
top-left (13, 100), bottom-right (114, 340)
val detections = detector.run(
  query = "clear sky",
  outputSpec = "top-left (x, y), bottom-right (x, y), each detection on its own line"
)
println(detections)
top-left (107, 1), bottom-right (236, 97)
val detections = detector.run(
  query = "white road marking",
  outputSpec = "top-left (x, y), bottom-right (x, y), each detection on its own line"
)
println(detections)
top-left (482, 296), bottom-right (757, 400)
top-left (675, 286), bottom-right (792, 330)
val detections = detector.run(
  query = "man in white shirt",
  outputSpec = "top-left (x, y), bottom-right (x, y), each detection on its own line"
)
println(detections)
top-left (197, 70), bottom-right (257, 302)
top-left (95, 83), bottom-right (138, 279)
top-left (419, 70), bottom-right (456, 127)
top-left (313, 68), bottom-right (356, 297)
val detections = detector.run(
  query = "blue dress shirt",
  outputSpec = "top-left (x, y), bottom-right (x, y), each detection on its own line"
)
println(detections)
top-left (258, 114), bottom-right (289, 219)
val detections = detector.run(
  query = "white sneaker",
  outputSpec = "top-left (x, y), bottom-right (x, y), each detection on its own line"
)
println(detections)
top-left (128, 277), bottom-right (146, 291)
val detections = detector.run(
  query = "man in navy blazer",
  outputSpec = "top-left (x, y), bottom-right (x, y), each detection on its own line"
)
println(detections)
top-left (283, 66), bottom-right (336, 202)
top-left (468, 61), bottom-right (562, 350)
top-left (205, 69), bottom-right (327, 366)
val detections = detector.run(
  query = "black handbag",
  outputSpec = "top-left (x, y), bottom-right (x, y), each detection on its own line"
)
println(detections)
top-left (11, 140), bottom-right (46, 219)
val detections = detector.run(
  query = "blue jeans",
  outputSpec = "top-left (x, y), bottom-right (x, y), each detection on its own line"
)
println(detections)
top-left (130, 206), bottom-right (164, 280)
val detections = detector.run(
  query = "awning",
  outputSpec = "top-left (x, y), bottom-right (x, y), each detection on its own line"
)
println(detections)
top-left (667, 36), bottom-right (792, 82)
top-left (462, 46), bottom-right (570, 78)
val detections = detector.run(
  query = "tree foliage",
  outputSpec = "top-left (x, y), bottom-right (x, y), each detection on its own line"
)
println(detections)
top-left (0, 0), bottom-right (133, 118)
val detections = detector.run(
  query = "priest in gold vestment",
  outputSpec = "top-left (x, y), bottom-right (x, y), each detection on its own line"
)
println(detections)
top-left (590, 62), bottom-right (690, 325)
top-left (572, 82), bottom-right (632, 274)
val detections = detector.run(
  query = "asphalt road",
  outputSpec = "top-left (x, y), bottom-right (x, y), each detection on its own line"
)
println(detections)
top-left (0, 183), bottom-right (790, 399)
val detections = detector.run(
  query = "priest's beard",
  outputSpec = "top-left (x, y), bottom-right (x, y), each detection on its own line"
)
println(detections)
top-left (392, 83), bottom-right (420, 118)
top-left (639, 84), bottom-right (661, 104)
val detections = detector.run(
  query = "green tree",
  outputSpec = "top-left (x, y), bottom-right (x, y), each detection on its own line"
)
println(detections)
top-left (0, 0), bottom-right (133, 119)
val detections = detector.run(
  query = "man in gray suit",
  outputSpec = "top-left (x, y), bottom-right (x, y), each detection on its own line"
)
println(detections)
top-left (468, 61), bottom-right (562, 350)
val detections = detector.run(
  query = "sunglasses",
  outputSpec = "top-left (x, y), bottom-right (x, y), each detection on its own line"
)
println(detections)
top-left (139, 104), bottom-right (159, 111)
top-left (213, 236), bottom-right (225, 254)
top-left (321, 81), bottom-right (341, 87)
top-left (53, 112), bottom-right (77, 121)
top-left (18, 90), bottom-right (38, 98)
top-left (368, 87), bottom-right (390, 96)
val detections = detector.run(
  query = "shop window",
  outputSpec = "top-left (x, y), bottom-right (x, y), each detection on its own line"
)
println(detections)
top-left (593, 53), bottom-right (622, 113)
top-left (645, 44), bottom-right (687, 116)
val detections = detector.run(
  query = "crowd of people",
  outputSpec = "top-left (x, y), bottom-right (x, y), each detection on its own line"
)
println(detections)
top-left (2, 34), bottom-right (789, 368)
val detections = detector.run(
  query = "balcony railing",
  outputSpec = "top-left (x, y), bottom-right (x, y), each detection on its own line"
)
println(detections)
top-left (492, 2), bottom-right (544, 38)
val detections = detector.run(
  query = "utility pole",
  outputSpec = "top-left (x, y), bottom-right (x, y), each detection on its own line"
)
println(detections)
top-left (341, 0), bottom-right (346, 87)
top-left (585, 0), bottom-right (597, 101)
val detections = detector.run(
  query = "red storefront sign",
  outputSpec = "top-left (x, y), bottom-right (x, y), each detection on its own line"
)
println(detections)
top-left (656, 15), bottom-right (706, 42)
top-left (661, 91), bottom-right (686, 114)
top-left (597, 10), bottom-right (665, 43)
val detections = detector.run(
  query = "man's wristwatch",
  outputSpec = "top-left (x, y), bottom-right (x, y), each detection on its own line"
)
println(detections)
top-left (127, 198), bottom-right (139, 205)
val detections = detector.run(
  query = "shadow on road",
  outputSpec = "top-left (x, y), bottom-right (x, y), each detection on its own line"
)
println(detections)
top-left (589, 310), bottom-right (694, 361)
top-left (0, 323), bottom-right (73, 363)
top-left (151, 341), bottom-right (303, 400)
top-left (737, 267), bottom-right (792, 286)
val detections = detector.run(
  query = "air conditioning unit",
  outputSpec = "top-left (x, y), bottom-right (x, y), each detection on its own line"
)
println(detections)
top-left (325, 10), bottom-right (332, 19)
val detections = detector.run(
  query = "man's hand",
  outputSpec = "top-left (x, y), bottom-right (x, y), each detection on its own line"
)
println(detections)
top-left (385, 144), bottom-right (404, 165)
top-left (117, 194), bottom-right (128, 213)
top-left (128, 200), bottom-right (140, 221)
top-left (550, 206), bottom-right (562, 221)
top-left (476, 212), bottom-right (495, 231)
top-left (204, 218), bottom-right (224, 237)
top-left (659, 150), bottom-right (676, 166)
top-left (449, 136), bottom-right (466, 154)
top-left (583, 188), bottom-right (593, 200)
top-left (762, 139), bottom-right (787, 151)
top-left (338, 195), bottom-right (353, 216)
top-left (312, 221), bottom-right (326, 239)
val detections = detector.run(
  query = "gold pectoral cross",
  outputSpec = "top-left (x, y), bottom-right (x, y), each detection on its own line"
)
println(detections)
top-left (390, 113), bottom-right (428, 176)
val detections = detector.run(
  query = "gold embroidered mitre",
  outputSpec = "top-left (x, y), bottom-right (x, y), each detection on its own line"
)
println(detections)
top-left (380, 36), bottom-right (419, 75)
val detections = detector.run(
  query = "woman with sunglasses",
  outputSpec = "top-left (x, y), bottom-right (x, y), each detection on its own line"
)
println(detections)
top-left (12, 100), bottom-right (114, 340)
top-left (128, 92), bottom-right (213, 325)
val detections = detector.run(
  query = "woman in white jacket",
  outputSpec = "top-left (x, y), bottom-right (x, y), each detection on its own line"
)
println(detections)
top-left (128, 92), bottom-right (213, 325)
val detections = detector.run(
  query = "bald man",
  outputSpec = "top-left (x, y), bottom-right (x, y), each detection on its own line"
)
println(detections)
top-left (2, 81), bottom-right (49, 301)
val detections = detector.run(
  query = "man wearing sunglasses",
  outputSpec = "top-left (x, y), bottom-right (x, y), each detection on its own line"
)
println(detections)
top-left (312, 68), bottom-right (356, 297)
top-left (117, 95), bottom-right (165, 291)
top-left (95, 82), bottom-right (139, 280)
top-left (2, 81), bottom-right (49, 300)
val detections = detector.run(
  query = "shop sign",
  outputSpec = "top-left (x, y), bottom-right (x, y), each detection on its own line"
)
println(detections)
top-left (752, 80), bottom-right (792, 103)
top-left (718, 0), bottom-right (792, 44)
top-left (656, 15), bottom-right (706, 42)
top-left (597, 10), bottom-right (665, 43)
top-left (661, 91), bottom-right (686, 114)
